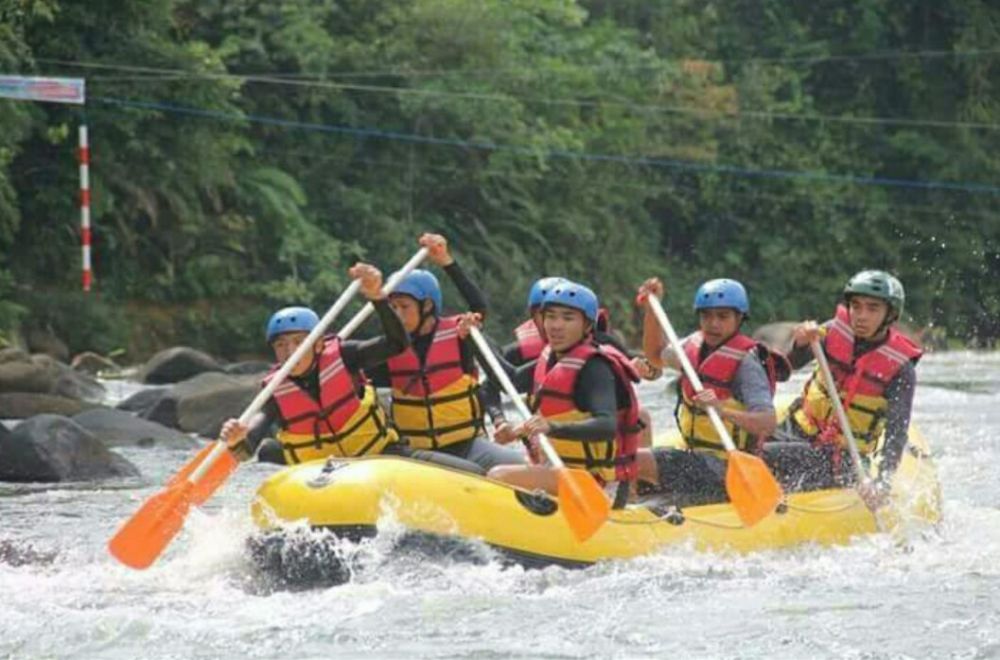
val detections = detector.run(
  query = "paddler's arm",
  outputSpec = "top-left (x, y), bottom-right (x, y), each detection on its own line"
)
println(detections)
top-left (340, 298), bottom-right (411, 372)
top-left (500, 340), bottom-right (523, 364)
top-left (705, 355), bottom-right (777, 438)
top-left (420, 232), bottom-right (488, 315)
top-left (220, 399), bottom-right (280, 461)
top-left (787, 320), bottom-right (832, 369)
top-left (874, 362), bottom-right (917, 486)
top-left (545, 359), bottom-right (617, 441)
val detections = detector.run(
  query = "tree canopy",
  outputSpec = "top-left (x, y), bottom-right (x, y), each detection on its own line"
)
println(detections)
top-left (1, 0), bottom-right (998, 357)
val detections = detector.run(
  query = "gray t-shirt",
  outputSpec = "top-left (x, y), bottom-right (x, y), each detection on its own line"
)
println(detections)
top-left (662, 335), bottom-right (774, 412)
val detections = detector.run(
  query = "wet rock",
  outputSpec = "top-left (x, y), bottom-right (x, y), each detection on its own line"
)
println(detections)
top-left (70, 351), bottom-right (119, 375)
top-left (137, 373), bottom-right (258, 436)
top-left (0, 539), bottom-right (57, 567)
top-left (140, 346), bottom-right (223, 384)
top-left (0, 393), bottom-right (102, 419)
top-left (41, 356), bottom-right (105, 401)
top-left (0, 357), bottom-right (51, 393)
top-left (25, 326), bottom-right (69, 363)
top-left (752, 322), bottom-right (797, 352)
top-left (0, 348), bottom-right (29, 365)
top-left (176, 373), bottom-right (258, 437)
top-left (72, 408), bottom-right (198, 449)
top-left (0, 414), bottom-right (139, 482)
top-left (116, 386), bottom-right (170, 416)
top-left (224, 360), bottom-right (272, 376)
top-left (0, 353), bottom-right (105, 402)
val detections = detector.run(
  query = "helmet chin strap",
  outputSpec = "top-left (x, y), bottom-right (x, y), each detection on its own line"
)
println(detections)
top-left (875, 309), bottom-right (898, 338)
top-left (415, 300), bottom-right (437, 336)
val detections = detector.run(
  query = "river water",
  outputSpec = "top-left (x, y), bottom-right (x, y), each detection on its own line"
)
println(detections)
top-left (1, 351), bottom-right (998, 658)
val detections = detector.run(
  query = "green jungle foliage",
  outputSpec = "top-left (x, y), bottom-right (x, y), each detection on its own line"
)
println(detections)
top-left (1, 0), bottom-right (998, 358)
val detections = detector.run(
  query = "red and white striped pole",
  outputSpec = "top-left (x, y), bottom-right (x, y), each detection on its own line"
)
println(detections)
top-left (79, 124), bottom-right (92, 292)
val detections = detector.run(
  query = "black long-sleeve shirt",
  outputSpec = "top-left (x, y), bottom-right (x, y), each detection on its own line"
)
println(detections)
top-left (788, 328), bottom-right (918, 480)
top-left (365, 260), bottom-right (488, 387)
top-left (480, 343), bottom-right (624, 442)
top-left (246, 297), bottom-right (408, 450)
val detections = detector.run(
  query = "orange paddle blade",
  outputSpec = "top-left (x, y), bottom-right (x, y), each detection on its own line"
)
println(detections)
top-left (556, 468), bottom-right (611, 542)
top-left (166, 442), bottom-right (239, 506)
top-left (108, 483), bottom-right (194, 569)
top-left (725, 451), bottom-right (784, 527)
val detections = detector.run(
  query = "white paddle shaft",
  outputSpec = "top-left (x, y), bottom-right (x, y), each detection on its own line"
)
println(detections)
top-left (188, 248), bottom-right (429, 486)
top-left (647, 295), bottom-right (737, 453)
top-left (469, 326), bottom-right (564, 468)
top-left (809, 339), bottom-right (869, 484)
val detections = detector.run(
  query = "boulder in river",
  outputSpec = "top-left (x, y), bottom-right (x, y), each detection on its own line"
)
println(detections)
top-left (70, 351), bottom-right (120, 376)
top-left (140, 346), bottom-right (224, 384)
top-left (24, 326), bottom-right (70, 363)
top-left (116, 386), bottom-right (170, 417)
top-left (136, 372), bottom-right (259, 437)
top-left (0, 414), bottom-right (139, 482)
top-left (72, 408), bottom-right (199, 449)
top-left (0, 393), bottom-right (102, 419)
top-left (0, 352), bottom-right (105, 402)
top-left (224, 360), bottom-right (272, 376)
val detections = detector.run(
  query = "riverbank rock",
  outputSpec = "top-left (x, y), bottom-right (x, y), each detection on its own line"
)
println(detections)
top-left (116, 387), bottom-right (170, 417)
top-left (0, 539), bottom-right (57, 567)
top-left (752, 322), bottom-right (797, 352)
top-left (0, 353), bottom-right (105, 401)
top-left (140, 347), bottom-right (223, 384)
top-left (0, 393), bottom-right (101, 419)
top-left (0, 415), bottom-right (139, 482)
top-left (0, 348), bottom-right (29, 365)
top-left (224, 360), bottom-right (271, 376)
top-left (72, 408), bottom-right (198, 449)
top-left (70, 351), bottom-right (119, 376)
top-left (25, 327), bottom-right (69, 363)
top-left (136, 372), bottom-right (258, 437)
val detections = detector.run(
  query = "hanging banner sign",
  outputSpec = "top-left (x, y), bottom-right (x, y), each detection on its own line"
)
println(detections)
top-left (0, 75), bottom-right (85, 105)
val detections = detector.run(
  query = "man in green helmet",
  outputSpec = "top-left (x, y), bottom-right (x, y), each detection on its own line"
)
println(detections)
top-left (764, 270), bottom-right (922, 510)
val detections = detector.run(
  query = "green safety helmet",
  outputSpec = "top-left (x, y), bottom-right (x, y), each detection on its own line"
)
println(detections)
top-left (843, 270), bottom-right (905, 318)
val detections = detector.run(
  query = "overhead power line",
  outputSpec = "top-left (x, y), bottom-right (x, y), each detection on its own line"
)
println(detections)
top-left (35, 47), bottom-right (1000, 79)
top-left (91, 95), bottom-right (1000, 196)
top-left (32, 59), bottom-right (1000, 132)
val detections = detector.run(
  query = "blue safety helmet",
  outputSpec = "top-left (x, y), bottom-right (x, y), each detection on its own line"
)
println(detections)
top-left (392, 269), bottom-right (443, 314)
top-left (266, 306), bottom-right (319, 343)
top-left (542, 281), bottom-right (599, 323)
top-left (527, 276), bottom-right (567, 310)
top-left (693, 278), bottom-right (750, 314)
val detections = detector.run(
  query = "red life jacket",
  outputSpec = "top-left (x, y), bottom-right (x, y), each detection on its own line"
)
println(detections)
top-left (265, 338), bottom-right (393, 462)
top-left (676, 332), bottom-right (787, 456)
top-left (531, 340), bottom-right (642, 483)
top-left (822, 305), bottom-right (922, 399)
top-left (386, 316), bottom-right (483, 449)
top-left (792, 305), bottom-right (923, 456)
top-left (513, 319), bottom-right (545, 363)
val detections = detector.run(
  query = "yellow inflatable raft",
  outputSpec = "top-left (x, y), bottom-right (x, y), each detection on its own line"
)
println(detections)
top-left (251, 429), bottom-right (941, 567)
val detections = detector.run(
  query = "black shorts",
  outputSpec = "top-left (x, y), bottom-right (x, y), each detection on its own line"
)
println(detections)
top-left (644, 448), bottom-right (728, 506)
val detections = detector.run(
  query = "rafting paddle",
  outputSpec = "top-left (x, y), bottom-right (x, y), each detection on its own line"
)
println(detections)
top-left (646, 295), bottom-right (783, 527)
top-left (809, 339), bottom-right (890, 528)
top-left (108, 248), bottom-right (429, 569)
top-left (468, 326), bottom-right (610, 542)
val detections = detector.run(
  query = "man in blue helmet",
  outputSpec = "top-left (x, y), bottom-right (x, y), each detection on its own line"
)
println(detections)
top-left (484, 277), bottom-right (659, 449)
top-left (501, 276), bottom-right (567, 365)
top-left (218, 262), bottom-right (410, 464)
top-left (763, 270), bottom-right (921, 510)
top-left (362, 233), bottom-right (525, 472)
top-left (483, 281), bottom-right (644, 506)
top-left (633, 277), bottom-right (788, 505)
